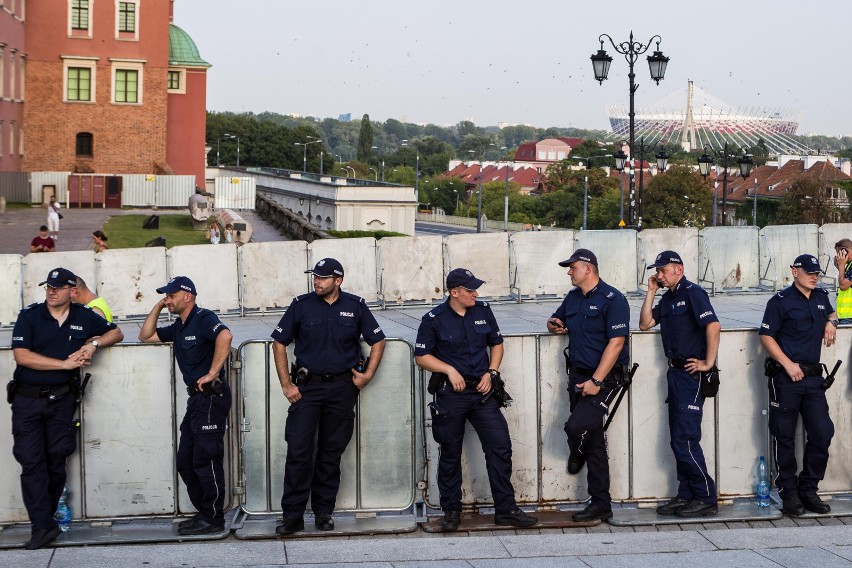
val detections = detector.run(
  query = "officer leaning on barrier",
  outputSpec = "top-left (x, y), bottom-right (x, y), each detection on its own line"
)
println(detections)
top-left (415, 268), bottom-right (537, 532)
top-left (546, 249), bottom-right (629, 523)
top-left (272, 258), bottom-right (386, 536)
top-left (10, 267), bottom-right (123, 550)
top-left (139, 276), bottom-right (234, 535)
top-left (639, 250), bottom-right (720, 518)
top-left (759, 254), bottom-right (838, 517)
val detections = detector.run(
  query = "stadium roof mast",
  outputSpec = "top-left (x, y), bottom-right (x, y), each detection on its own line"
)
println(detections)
top-left (591, 31), bottom-right (669, 229)
top-left (681, 80), bottom-right (697, 152)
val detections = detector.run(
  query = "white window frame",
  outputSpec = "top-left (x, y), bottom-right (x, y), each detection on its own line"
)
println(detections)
top-left (62, 56), bottom-right (98, 103)
top-left (115, 0), bottom-right (139, 41)
top-left (110, 59), bottom-right (145, 105)
top-left (8, 120), bottom-right (14, 157)
top-left (167, 68), bottom-right (186, 94)
top-left (68, 0), bottom-right (93, 38)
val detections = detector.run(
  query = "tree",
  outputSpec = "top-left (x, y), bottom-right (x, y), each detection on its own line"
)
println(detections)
top-left (641, 166), bottom-right (713, 228)
top-left (357, 114), bottom-right (374, 162)
top-left (776, 176), bottom-right (843, 225)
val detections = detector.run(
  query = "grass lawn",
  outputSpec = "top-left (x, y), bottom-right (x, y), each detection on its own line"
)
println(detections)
top-left (103, 214), bottom-right (211, 249)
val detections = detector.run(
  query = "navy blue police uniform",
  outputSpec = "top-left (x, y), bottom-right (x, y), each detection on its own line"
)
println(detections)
top-left (652, 277), bottom-right (718, 506)
top-left (759, 283), bottom-right (835, 501)
top-left (11, 301), bottom-right (116, 532)
top-left (414, 299), bottom-right (520, 515)
top-left (272, 290), bottom-right (385, 518)
top-left (552, 279), bottom-right (629, 509)
top-left (157, 305), bottom-right (232, 528)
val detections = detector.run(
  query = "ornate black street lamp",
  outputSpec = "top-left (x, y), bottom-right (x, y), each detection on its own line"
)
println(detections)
top-left (591, 31), bottom-right (669, 228)
top-left (698, 145), bottom-right (754, 226)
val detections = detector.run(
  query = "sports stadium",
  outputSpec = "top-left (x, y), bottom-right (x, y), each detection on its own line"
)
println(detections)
top-left (606, 81), bottom-right (804, 155)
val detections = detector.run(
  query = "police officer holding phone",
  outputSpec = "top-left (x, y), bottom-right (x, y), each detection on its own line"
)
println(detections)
top-left (639, 250), bottom-right (720, 518)
top-left (11, 267), bottom-right (123, 549)
top-left (139, 276), bottom-right (234, 535)
top-left (547, 249), bottom-right (629, 522)
top-left (759, 254), bottom-right (838, 516)
top-left (415, 268), bottom-right (537, 532)
top-left (273, 258), bottom-right (386, 535)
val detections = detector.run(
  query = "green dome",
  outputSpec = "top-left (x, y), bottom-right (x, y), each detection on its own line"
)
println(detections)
top-left (169, 24), bottom-right (211, 67)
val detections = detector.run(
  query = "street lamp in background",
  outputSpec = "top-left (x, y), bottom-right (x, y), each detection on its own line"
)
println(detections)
top-left (371, 146), bottom-right (385, 181)
top-left (344, 165), bottom-right (356, 178)
top-left (571, 154), bottom-right (613, 230)
top-left (401, 139), bottom-right (420, 201)
top-left (612, 146), bottom-right (628, 224)
top-left (223, 133), bottom-right (240, 168)
top-left (368, 167), bottom-right (378, 181)
top-left (697, 144), bottom-right (753, 226)
top-left (294, 137), bottom-right (322, 173)
top-left (591, 31), bottom-right (669, 228)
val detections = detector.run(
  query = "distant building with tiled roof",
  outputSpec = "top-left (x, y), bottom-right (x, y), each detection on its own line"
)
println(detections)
top-left (442, 161), bottom-right (544, 194)
top-left (512, 137), bottom-right (585, 173)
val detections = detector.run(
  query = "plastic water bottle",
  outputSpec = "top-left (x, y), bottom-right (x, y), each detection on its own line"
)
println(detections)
top-left (55, 485), bottom-right (72, 532)
top-left (756, 456), bottom-right (770, 508)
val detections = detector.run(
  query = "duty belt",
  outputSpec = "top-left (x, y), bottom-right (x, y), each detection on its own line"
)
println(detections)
top-left (668, 358), bottom-right (697, 370)
top-left (307, 371), bottom-right (352, 383)
top-left (797, 363), bottom-right (823, 377)
top-left (568, 364), bottom-right (597, 377)
top-left (15, 383), bottom-right (72, 399)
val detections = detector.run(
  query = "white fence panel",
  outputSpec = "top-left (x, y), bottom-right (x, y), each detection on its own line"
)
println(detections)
top-left (510, 230), bottom-right (575, 298)
top-left (81, 345), bottom-right (177, 516)
top-left (629, 332), bottom-right (716, 500)
top-left (168, 244), bottom-right (240, 312)
top-left (22, 251), bottom-right (96, 306)
top-left (214, 177), bottom-right (256, 210)
top-left (94, 247), bottom-right (168, 319)
top-left (576, 230), bottom-right (638, 293)
top-left (760, 224), bottom-right (819, 289)
top-left (31, 172), bottom-right (70, 203)
top-left (445, 233), bottom-right (510, 298)
top-left (309, 238), bottom-right (379, 303)
top-left (155, 175), bottom-right (197, 207)
top-left (638, 228), bottom-right (700, 285)
top-left (377, 236), bottom-right (444, 304)
top-left (121, 174), bottom-right (156, 207)
top-left (0, 255), bottom-right (22, 325)
top-left (240, 241), bottom-right (310, 312)
top-left (699, 226), bottom-right (760, 290)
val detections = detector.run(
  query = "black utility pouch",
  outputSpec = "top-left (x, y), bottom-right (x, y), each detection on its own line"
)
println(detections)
top-left (6, 380), bottom-right (16, 404)
top-left (764, 357), bottom-right (781, 378)
top-left (427, 372), bottom-right (447, 395)
top-left (701, 367), bottom-right (720, 398)
top-left (290, 363), bottom-right (310, 386)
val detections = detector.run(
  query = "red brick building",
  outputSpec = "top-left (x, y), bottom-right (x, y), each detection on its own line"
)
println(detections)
top-left (3, 0), bottom-right (209, 182)
top-left (0, 0), bottom-right (26, 172)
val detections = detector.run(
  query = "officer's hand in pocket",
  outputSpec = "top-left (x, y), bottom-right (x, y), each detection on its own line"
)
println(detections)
top-left (579, 379), bottom-right (600, 397)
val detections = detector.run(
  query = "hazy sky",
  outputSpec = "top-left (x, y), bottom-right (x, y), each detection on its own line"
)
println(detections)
top-left (174, 0), bottom-right (851, 137)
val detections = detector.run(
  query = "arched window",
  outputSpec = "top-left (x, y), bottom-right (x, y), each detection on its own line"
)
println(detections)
top-left (76, 132), bottom-right (93, 157)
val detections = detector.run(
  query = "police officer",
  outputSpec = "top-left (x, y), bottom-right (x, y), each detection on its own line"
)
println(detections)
top-left (639, 250), bottom-right (720, 517)
top-left (273, 258), bottom-right (386, 535)
top-left (11, 267), bottom-right (123, 549)
top-left (759, 254), bottom-right (837, 516)
top-left (415, 268), bottom-right (537, 532)
top-left (139, 276), bottom-right (234, 535)
top-left (546, 249), bottom-right (629, 522)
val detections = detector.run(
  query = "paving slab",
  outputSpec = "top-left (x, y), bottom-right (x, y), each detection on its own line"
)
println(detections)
top-left (609, 500), bottom-right (781, 526)
top-left (234, 513), bottom-right (416, 540)
top-left (755, 545), bottom-right (852, 568)
top-left (498, 530), bottom-right (715, 557)
top-left (470, 559), bottom-right (589, 568)
top-left (284, 535), bottom-right (508, 564)
top-left (828, 545), bottom-right (852, 562)
top-left (579, 549), bottom-right (781, 568)
top-left (47, 540), bottom-right (285, 568)
top-left (700, 525), bottom-right (852, 550)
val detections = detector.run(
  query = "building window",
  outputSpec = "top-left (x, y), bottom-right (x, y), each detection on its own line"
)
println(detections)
top-left (71, 0), bottom-right (89, 30)
top-left (167, 68), bottom-right (186, 94)
top-left (118, 2), bottom-right (135, 32)
top-left (76, 132), bottom-right (93, 157)
top-left (114, 69), bottom-right (138, 102)
top-left (168, 70), bottom-right (180, 89)
top-left (67, 67), bottom-right (91, 101)
top-left (0, 47), bottom-right (5, 99)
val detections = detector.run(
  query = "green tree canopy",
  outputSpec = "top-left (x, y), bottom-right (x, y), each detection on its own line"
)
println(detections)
top-left (357, 114), bottom-right (374, 162)
top-left (776, 176), bottom-right (845, 225)
top-left (641, 165), bottom-right (713, 228)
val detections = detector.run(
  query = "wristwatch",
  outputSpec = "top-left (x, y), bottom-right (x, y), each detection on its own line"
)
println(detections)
top-left (488, 369), bottom-right (501, 380)
top-left (829, 319), bottom-right (839, 328)
top-left (91, 340), bottom-right (100, 349)
top-left (590, 377), bottom-right (603, 387)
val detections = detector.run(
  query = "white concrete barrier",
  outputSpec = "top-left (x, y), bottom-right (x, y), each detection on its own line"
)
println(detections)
top-left (94, 247), bottom-right (168, 319)
top-left (0, 255), bottom-right (22, 325)
top-left (22, 251), bottom-right (95, 306)
top-left (699, 227), bottom-right (760, 291)
top-left (638, 228), bottom-right (700, 286)
top-left (445, 233), bottom-right (511, 299)
top-left (510, 230), bottom-right (575, 298)
top-left (818, 223), bottom-right (852, 283)
top-left (576, 230), bottom-right (639, 293)
top-left (240, 241), bottom-right (309, 312)
top-left (168, 244), bottom-right (240, 313)
top-left (377, 236), bottom-right (444, 305)
top-left (759, 224), bottom-right (819, 289)
top-left (310, 238), bottom-right (379, 303)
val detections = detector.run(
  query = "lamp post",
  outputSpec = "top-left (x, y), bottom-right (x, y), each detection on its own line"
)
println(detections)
top-left (216, 137), bottom-right (221, 167)
top-left (320, 151), bottom-right (324, 175)
top-left (752, 175), bottom-right (759, 226)
top-left (572, 154), bottom-right (613, 230)
top-left (223, 133), bottom-right (240, 168)
top-left (295, 137), bottom-right (322, 173)
top-left (697, 145), bottom-right (753, 226)
top-left (344, 165), bottom-right (356, 178)
top-left (369, 167), bottom-right (378, 181)
top-left (591, 31), bottom-right (669, 227)
top-left (613, 146), bottom-right (628, 224)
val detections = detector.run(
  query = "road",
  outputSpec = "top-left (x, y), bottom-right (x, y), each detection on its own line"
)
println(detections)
top-left (415, 221), bottom-right (484, 235)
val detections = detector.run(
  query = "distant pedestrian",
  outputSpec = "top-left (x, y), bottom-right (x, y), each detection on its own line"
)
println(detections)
top-left (47, 196), bottom-right (61, 240)
top-left (224, 223), bottom-right (234, 244)
top-left (92, 230), bottom-right (109, 253)
top-left (30, 225), bottom-right (55, 253)
top-left (206, 221), bottom-right (221, 245)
